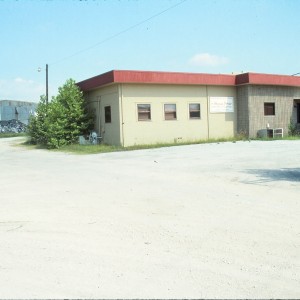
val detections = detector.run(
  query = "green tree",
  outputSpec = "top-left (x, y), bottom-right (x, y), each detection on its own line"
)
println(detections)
top-left (28, 79), bottom-right (93, 148)
top-left (27, 95), bottom-right (48, 145)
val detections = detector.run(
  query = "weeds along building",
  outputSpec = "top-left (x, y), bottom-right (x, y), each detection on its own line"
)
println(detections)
top-left (77, 70), bottom-right (300, 146)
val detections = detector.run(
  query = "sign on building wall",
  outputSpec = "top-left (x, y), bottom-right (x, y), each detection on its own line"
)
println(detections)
top-left (210, 97), bottom-right (234, 113)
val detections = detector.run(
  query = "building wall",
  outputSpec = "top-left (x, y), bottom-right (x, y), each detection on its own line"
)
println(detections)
top-left (0, 100), bottom-right (37, 125)
top-left (84, 85), bottom-right (122, 145)
top-left (120, 84), bottom-right (207, 146)
top-left (78, 71), bottom-right (300, 145)
top-left (247, 85), bottom-right (300, 137)
top-left (207, 86), bottom-right (237, 139)
top-left (236, 85), bottom-right (250, 136)
top-left (291, 89), bottom-right (300, 128)
top-left (83, 82), bottom-right (300, 145)
top-left (119, 83), bottom-right (236, 147)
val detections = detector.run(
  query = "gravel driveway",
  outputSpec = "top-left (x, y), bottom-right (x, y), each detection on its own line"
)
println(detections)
top-left (0, 137), bottom-right (299, 298)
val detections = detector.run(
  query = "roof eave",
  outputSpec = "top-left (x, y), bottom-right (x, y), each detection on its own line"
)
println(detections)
top-left (77, 70), bottom-right (300, 91)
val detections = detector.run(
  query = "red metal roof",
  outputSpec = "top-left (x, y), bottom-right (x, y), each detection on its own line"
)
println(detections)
top-left (77, 70), bottom-right (236, 90)
top-left (113, 70), bottom-right (236, 85)
top-left (77, 70), bottom-right (115, 91)
top-left (77, 70), bottom-right (300, 91)
top-left (235, 72), bottom-right (300, 86)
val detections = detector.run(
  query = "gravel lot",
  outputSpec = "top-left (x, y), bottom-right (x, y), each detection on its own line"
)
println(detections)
top-left (0, 137), bottom-right (299, 298)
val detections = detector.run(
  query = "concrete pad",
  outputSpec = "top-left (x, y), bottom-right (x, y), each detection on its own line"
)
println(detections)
top-left (0, 137), bottom-right (299, 298)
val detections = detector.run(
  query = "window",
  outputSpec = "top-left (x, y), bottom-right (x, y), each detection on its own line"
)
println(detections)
top-left (264, 102), bottom-right (275, 116)
top-left (105, 106), bottom-right (111, 123)
top-left (164, 104), bottom-right (177, 120)
top-left (137, 104), bottom-right (151, 121)
top-left (189, 103), bottom-right (200, 119)
top-left (297, 103), bottom-right (300, 123)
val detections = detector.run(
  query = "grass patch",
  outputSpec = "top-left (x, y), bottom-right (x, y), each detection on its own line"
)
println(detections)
top-left (54, 136), bottom-right (247, 155)
top-left (55, 135), bottom-right (300, 155)
top-left (13, 134), bottom-right (300, 155)
top-left (56, 143), bottom-right (123, 154)
top-left (21, 141), bottom-right (48, 150)
top-left (125, 137), bottom-right (239, 151)
top-left (255, 135), bottom-right (300, 141)
top-left (282, 135), bottom-right (300, 140)
top-left (0, 132), bottom-right (27, 138)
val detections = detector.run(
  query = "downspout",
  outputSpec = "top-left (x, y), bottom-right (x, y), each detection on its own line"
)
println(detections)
top-left (86, 98), bottom-right (101, 134)
top-left (97, 96), bottom-right (101, 136)
top-left (206, 85), bottom-right (210, 139)
top-left (119, 84), bottom-right (125, 146)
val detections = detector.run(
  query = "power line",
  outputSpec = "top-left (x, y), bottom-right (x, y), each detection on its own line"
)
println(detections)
top-left (50, 0), bottom-right (187, 66)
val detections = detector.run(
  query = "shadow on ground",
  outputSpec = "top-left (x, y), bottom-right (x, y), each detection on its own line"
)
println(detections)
top-left (244, 168), bottom-right (300, 184)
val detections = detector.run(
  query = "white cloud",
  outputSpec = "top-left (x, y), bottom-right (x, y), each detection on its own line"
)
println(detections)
top-left (14, 77), bottom-right (34, 84)
top-left (189, 53), bottom-right (229, 67)
top-left (14, 77), bottom-right (25, 83)
top-left (0, 78), bottom-right (46, 102)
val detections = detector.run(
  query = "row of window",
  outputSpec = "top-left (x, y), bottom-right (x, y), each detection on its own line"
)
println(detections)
top-left (137, 103), bottom-right (201, 122)
top-left (104, 103), bottom-right (201, 123)
top-left (104, 102), bottom-right (275, 123)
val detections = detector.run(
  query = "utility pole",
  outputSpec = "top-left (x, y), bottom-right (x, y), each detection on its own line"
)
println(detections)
top-left (38, 64), bottom-right (49, 104)
top-left (46, 64), bottom-right (48, 105)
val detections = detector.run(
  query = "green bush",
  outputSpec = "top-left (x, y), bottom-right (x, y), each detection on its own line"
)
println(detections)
top-left (288, 118), bottom-right (299, 136)
top-left (27, 79), bottom-right (94, 148)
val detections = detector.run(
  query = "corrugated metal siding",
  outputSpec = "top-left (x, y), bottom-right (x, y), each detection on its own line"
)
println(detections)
top-left (0, 100), bottom-right (37, 125)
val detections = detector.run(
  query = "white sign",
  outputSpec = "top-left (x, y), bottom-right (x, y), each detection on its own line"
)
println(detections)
top-left (210, 97), bottom-right (234, 113)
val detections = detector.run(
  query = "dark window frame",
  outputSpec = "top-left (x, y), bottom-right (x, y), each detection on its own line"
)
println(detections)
top-left (264, 102), bottom-right (275, 116)
top-left (297, 103), bottom-right (300, 124)
top-left (105, 106), bottom-right (111, 123)
top-left (164, 103), bottom-right (177, 120)
top-left (189, 103), bottom-right (201, 119)
top-left (137, 104), bottom-right (151, 121)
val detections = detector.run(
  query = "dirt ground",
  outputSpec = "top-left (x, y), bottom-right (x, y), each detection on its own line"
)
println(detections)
top-left (0, 137), bottom-right (299, 298)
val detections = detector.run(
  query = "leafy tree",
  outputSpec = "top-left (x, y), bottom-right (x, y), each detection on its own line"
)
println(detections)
top-left (27, 95), bottom-right (48, 145)
top-left (28, 79), bottom-right (93, 148)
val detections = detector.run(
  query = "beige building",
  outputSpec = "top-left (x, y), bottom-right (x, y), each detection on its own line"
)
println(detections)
top-left (77, 70), bottom-right (300, 146)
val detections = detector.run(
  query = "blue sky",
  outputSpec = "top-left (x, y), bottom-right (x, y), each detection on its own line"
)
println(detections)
top-left (1, 0), bottom-right (300, 102)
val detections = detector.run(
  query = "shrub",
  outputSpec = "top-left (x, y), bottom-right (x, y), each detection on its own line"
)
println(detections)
top-left (28, 79), bottom-right (94, 148)
top-left (288, 118), bottom-right (299, 136)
